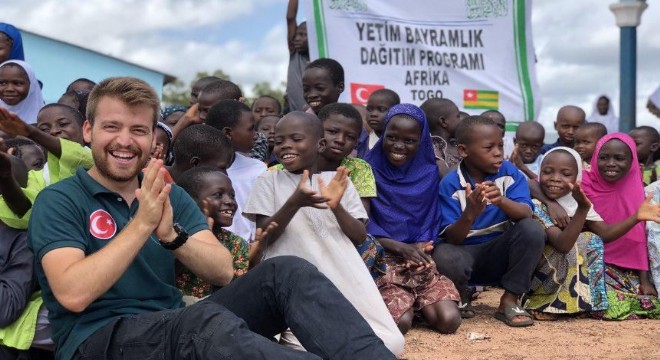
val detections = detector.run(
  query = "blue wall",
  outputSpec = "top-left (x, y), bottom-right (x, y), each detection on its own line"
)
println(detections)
top-left (21, 31), bottom-right (167, 104)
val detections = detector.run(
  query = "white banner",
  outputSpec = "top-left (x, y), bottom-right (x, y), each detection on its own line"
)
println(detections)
top-left (305, 0), bottom-right (541, 125)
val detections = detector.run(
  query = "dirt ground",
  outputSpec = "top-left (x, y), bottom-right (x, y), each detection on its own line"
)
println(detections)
top-left (401, 288), bottom-right (660, 360)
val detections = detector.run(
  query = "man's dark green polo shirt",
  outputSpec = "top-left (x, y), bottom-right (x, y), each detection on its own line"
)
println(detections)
top-left (28, 167), bottom-right (208, 360)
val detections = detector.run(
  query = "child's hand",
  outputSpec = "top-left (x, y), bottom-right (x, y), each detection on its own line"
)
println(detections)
top-left (464, 182), bottom-right (487, 218)
top-left (399, 241), bottom-right (434, 271)
top-left (254, 221), bottom-right (278, 243)
top-left (0, 107), bottom-right (30, 137)
top-left (546, 201), bottom-right (570, 229)
top-left (317, 166), bottom-right (349, 210)
top-left (151, 144), bottom-right (165, 161)
top-left (481, 181), bottom-right (503, 205)
top-left (510, 145), bottom-right (524, 168)
top-left (635, 193), bottom-right (660, 223)
top-left (201, 199), bottom-right (215, 229)
top-left (290, 170), bottom-right (329, 209)
top-left (568, 180), bottom-right (592, 210)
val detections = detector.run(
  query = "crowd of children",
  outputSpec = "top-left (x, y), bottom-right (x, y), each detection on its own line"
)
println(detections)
top-left (1, 8), bottom-right (660, 358)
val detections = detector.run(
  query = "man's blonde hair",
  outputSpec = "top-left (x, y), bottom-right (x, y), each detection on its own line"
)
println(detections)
top-left (86, 77), bottom-right (160, 128)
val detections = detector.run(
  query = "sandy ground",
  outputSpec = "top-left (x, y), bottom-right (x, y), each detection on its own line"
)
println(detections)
top-left (401, 288), bottom-right (660, 360)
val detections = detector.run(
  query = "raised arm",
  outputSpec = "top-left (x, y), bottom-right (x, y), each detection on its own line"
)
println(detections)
top-left (0, 151), bottom-right (31, 217)
top-left (0, 107), bottom-right (62, 157)
top-left (286, 0), bottom-right (299, 54)
top-left (587, 193), bottom-right (660, 242)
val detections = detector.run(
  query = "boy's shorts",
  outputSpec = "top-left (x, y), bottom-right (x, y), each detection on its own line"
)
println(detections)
top-left (377, 255), bottom-right (460, 323)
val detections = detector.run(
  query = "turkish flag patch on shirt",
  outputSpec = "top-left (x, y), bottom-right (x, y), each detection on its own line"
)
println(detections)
top-left (89, 209), bottom-right (117, 240)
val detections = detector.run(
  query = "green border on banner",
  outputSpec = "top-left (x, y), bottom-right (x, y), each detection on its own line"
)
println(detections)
top-left (513, 0), bottom-right (534, 121)
top-left (313, 0), bottom-right (329, 57)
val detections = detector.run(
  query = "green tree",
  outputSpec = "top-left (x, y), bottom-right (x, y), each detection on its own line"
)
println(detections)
top-left (162, 70), bottom-right (233, 106)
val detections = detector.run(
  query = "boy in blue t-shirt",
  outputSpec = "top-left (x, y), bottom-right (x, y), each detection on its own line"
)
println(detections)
top-left (434, 116), bottom-right (545, 327)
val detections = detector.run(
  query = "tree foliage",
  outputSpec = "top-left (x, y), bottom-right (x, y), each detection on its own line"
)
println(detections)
top-left (162, 70), bottom-right (285, 108)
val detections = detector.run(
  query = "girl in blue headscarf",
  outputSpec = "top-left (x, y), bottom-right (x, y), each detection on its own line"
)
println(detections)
top-left (0, 23), bottom-right (25, 63)
top-left (365, 103), bottom-right (461, 335)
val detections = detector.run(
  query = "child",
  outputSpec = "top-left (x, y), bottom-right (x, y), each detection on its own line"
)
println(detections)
top-left (168, 124), bottom-right (234, 181)
top-left (285, 0), bottom-right (309, 112)
top-left (188, 75), bottom-right (221, 106)
top-left (271, 104), bottom-right (383, 276)
top-left (481, 110), bottom-right (506, 136)
top-left (574, 122), bottom-right (607, 170)
top-left (153, 122), bottom-right (174, 165)
top-left (365, 104), bottom-right (461, 335)
top-left (256, 115), bottom-right (279, 165)
top-left (4, 137), bottom-right (45, 171)
top-left (541, 105), bottom-right (586, 154)
top-left (420, 98), bottom-right (462, 175)
top-left (197, 80), bottom-right (242, 122)
top-left (510, 121), bottom-right (545, 179)
top-left (0, 23), bottom-right (24, 63)
top-left (35, 103), bottom-right (85, 146)
top-left (629, 126), bottom-right (660, 185)
top-left (161, 104), bottom-right (187, 128)
top-left (65, 78), bottom-right (96, 94)
top-left (252, 95), bottom-right (282, 122)
top-left (57, 89), bottom-right (89, 118)
top-left (364, 89), bottom-right (400, 152)
top-left (646, 180), bottom-right (660, 292)
top-left (206, 100), bottom-right (265, 243)
top-left (302, 58), bottom-right (344, 114)
top-left (176, 166), bottom-right (249, 299)
top-left (434, 116), bottom-right (545, 327)
top-left (523, 147), bottom-right (660, 319)
top-left (587, 95), bottom-right (619, 134)
top-left (244, 111), bottom-right (404, 355)
top-left (0, 60), bottom-right (44, 124)
top-left (0, 106), bottom-right (93, 229)
top-left (581, 134), bottom-right (660, 319)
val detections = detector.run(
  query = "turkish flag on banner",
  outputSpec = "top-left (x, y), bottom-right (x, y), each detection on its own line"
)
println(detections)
top-left (350, 83), bottom-right (385, 105)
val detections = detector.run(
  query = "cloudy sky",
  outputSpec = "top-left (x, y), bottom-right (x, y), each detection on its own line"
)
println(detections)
top-left (2, 0), bottom-right (659, 129)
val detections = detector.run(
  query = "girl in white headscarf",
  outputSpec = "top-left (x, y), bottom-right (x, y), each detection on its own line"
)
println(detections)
top-left (0, 60), bottom-right (44, 124)
top-left (523, 146), bottom-right (660, 319)
top-left (587, 95), bottom-right (618, 134)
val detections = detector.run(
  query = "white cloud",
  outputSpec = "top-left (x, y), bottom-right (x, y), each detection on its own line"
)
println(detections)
top-left (2, 0), bottom-right (659, 127)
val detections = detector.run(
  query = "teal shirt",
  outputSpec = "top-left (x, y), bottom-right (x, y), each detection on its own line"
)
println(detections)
top-left (28, 167), bottom-right (208, 360)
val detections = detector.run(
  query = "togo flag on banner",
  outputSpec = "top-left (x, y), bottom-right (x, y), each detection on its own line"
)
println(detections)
top-left (305, 0), bottom-right (541, 123)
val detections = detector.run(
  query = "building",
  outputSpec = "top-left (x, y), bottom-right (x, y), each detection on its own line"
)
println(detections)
top-left (20, 29), bottom-right (175, 103)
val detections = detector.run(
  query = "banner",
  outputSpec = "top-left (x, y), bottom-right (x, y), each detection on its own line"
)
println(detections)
top-left (305, 0), bottom-right (541, 124)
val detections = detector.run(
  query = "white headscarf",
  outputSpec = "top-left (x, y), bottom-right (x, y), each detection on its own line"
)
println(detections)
top-left (543, 146), bottom-right (603, 222)
top-left (0, 60), bottom-right (44, 124)
top-left (586, 94), bottom-right (618, 134)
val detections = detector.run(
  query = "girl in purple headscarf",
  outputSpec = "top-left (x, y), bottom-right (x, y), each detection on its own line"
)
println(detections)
top-left (365, 103), bottom-right (461, 335)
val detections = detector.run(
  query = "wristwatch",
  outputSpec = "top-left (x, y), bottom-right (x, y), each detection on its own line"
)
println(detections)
top-left (159, 223), bottom-right (188, 250)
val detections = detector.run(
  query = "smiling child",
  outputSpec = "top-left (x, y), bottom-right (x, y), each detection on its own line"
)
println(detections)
top-left (245, 111), bottom-right (404, 355)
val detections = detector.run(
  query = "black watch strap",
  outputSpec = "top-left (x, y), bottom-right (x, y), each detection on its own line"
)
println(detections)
top-left (159, 223), bottom-right (188, 250)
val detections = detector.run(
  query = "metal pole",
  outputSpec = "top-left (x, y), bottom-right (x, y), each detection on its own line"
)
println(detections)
top-left (619, 26), bottom-right (636, 132)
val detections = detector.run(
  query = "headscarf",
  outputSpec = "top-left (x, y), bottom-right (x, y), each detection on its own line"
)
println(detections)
top-left (586, 95), bottom-right (618, 134)
top-left (156, 121), bottom-right (174, 165)
top-left (161, 104), bottom-right (187, 121)
top-left (542, 147), bottom-right (602, 222)
top-left (0, 60), bottom-right (44, 124)
top-left (581, 133), bottom-right (648, 271)
top-left (0, 23), bottom-right (25, 61)
top-left (365, 103), bottom-right (442, 243)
